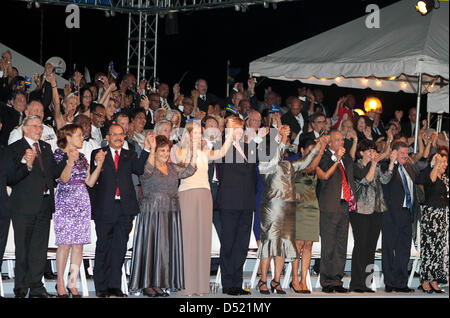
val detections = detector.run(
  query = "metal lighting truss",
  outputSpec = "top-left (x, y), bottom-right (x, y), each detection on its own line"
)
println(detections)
top-left (15, 0), bottom-right (300, 82)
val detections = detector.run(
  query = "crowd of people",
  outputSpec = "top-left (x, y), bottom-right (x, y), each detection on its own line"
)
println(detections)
top-left (0, 49), bottom-right (449, 298)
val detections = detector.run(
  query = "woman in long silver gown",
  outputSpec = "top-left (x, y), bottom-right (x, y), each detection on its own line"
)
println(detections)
top-left (256, 126), bottom-right (325, 294)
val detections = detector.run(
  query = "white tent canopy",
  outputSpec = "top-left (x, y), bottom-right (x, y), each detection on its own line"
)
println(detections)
top-left (0, 42), bottom-right (68, 90)
top-left (427, 85), bottom-right (449, 113)
top-left (249, 0), bottom-right (449, 94)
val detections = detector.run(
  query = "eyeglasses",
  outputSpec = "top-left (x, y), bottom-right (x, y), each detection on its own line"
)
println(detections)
top-left (314, 120), bottom-right (326, 124)
top-left (150, 99), bottom-right (160, 103)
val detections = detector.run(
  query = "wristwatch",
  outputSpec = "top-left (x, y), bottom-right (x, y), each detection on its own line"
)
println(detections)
top-left (331, 154), bottom-right (338, 162)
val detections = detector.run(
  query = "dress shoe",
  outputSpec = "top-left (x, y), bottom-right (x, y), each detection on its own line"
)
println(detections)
top-left (222, 287), bottom-right (232, 294)
top-left (334, 286), bottom-right (348, 293)
top-left (14, 292), bottom-right (27, 298)
top-left (29, 290), bottom-right (56, 298)
top-left (107, 288), bottom-right (127, 297)
top-left (418, 285), bottom-right (433, 294)
top-left (350, 288), bottom-right (365, 293)
top-left (226, 288), bottom-right (241, 296)
top-left (54, 284), bottom-right (69, 298)
top-left (429, 284), bottom-right (445, 294)
top-left (395, 287), bottom-right (415, 293)
top-left (95, 290), bottom-right (110, 298)
top-left (322, 286), bottom-right (335, 293)
top-left (384, 285), bottom-right (395, 293)
top-left (235, 288), bottom-right (251, 296)
top-left (363, 288), bottom-right (375, 293)
top-left (44, 272), bottom-right (57, 280)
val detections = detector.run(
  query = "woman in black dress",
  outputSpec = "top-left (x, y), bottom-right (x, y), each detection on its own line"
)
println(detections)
top-left (415, 150), bottom-right (449, 293)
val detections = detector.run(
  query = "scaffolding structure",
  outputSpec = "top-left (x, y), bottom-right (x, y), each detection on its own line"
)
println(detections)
top-left (13, 0), bottom-right (299, 82)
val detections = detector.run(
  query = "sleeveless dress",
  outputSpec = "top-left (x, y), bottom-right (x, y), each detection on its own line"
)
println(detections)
top-left (53, 148), bottom-right (91, 245)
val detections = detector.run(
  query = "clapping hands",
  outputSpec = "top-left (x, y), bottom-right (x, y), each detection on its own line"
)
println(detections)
top-left (22, 149), bottom-right (36, 168)
top-left (94, 150), bottom-right (107, 165)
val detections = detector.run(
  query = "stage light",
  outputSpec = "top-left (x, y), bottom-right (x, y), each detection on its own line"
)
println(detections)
top-left (364, 97), bottom-right (382, 114)
top-left (34, 1), bottom-right (40, 8)
top-left (234, 4), bottom-right (240, 11)
top-left (354, 109), bottom-right (366, 116)
top-left (105, 10), bottom-right (110, 17)
top-left (110, 10), bottom-right (115, 17)
top-left (263, 1), bottom-right (269, 8)
top-left (416, 0), bottom-right (435, 15)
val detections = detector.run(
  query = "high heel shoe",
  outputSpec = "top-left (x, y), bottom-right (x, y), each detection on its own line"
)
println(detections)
top-left (67, 286), bottom-right (82, 298)
top-left (54, 284), bottom-right (69, 298)
top-left (429, 284), bottom-right (445, 294)
top-left (418, 285), bottom-right (433, 294)
top-left (289, 282), bottom-right (302, 294)
top-left (153, 287), bottom-right (169, 297)
top-left (256, 279), bottom-right (270, 295)
top-left (270, 280), bottom-right (286, 295)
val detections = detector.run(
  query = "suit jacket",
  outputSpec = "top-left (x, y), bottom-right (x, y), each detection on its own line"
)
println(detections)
top-left (8, 138), bottom-right (65, 216)
top-left (216, 140), bottom-right (257, 211)
top-left (316, 148), bottom-right (356, 213)
top-left (90, 146), bottom-right (149, 220)
top-left (381, 160), bottom-right (416, 212)
top-left (401, 120), bottom-right (417, 138)
top-left (0, 145), bottom-right (30, 217)
top-left (0, 102), bottom-right (22, 146)
top-left (197, 93), bottom-right (226, 112)
top-left (281, 110), bottom-right (308, 137)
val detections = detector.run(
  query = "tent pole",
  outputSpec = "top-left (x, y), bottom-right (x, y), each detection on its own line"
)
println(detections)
top-left (437, 114), bottom-right (442, 133)
top-left (414, 73), bottom-right (422, 154)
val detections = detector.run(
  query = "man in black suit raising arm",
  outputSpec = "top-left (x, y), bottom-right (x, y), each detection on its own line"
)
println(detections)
top-left (8, 115), bottom-right (68, 298)
top-left (316, 129), bottom-right (356, 293)
top-left (380, 141), bottom-right (416, 293)
top-left (90, 124), bottom-right (151, 297)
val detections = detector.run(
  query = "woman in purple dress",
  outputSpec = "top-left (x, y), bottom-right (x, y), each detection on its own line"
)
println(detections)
top-left (53, 124), bottom-right (106, 297)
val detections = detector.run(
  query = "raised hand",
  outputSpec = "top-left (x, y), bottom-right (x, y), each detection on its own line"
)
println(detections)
top-left (390, 149), bottom-right (398, 163)
top-left (318, 134), bottom-right (330, 147)
top-left (336, 146), bottom-right (346, 161)
top-left (46, 72), bottom-right (57, 86)
top-left (67, 149), bottom-right (80, 164)
top-left (23, 149), bottom-right (36, 168)
top-left (73, 71), bottom-right (83, 86)
top-left (257, 126), bottom-right (270, 139)
top-left (95, 150), bottom-right (107, 165)
top-left (145, 132), bottom-right (156, 151)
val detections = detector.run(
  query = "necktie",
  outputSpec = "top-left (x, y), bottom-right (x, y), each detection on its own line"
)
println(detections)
top-left (200, 95), bottom-right (206, 101)
top-left (33, 142), bottom-right (48, 193)
top-left (338, 163), bottom-right (351, 202)
top-left (18, 112), bottom-right (23, 125)
top-left (399, 165), bottom-right (412, 210)
top-left (114, 150), bottom-right (120, 197)
top-left (162, 99), bottom-right (169, 111)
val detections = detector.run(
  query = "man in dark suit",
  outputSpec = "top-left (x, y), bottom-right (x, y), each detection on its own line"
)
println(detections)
top-left (401, 107), bottom-right (418, 138)
top-left (316, 130), bottom-right (356, 293)
top-left (216, 116), bottom-right (257, 296)
top-left (0, 90), bottom-right (27, 146)
top-left (281, 98), bottom-right (308, 142)
top-left (8, 115), bottom-right (67, 298)
top-left (194, 78), bottom-right (226, 112)
top-left (380, 141), bottom-right (416, 293)
top-left (90, 124), bottom-right (150, 297)
top-left (298, 112), bottom-right (327, 144)
top-left (0, 117), bottom-right (34, 295)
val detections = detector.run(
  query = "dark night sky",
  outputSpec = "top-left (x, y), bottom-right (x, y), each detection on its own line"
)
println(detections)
top-left (1, 0), bottom-right (427, 123)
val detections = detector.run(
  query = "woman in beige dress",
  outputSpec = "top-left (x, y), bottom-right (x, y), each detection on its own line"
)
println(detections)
top-left (172, 118), bottom-right (236, 296)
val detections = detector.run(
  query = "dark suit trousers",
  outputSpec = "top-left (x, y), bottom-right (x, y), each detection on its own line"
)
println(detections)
top-left (319, 202), bottom-right (349, 288)
top-left (0, 213), bottom-right (10, 270)
top-left (11, 196), bottom-right (52, 295)
top-left (219, 209), bottom-right (253, 289)
top-left (210, 183), bottom-right (222, 241)
top-left (382, 208), bottom-right (412, 288)
top-left (93, 201), bottom-right (133, 291)
top-left (349, 212), bottom-right (383, 290)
